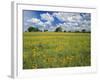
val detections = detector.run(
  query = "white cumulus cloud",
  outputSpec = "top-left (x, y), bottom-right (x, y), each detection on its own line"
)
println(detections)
top-left (40, 13), bottom-right (54, 22)
top-left (27, 18), bottom-right (41, 24)
top-left (26, 12), bottom-right (91, 32)
top-left (27, 17), bottom-right (53, 31)
top-left (53, 12), bottom-right (82, 22)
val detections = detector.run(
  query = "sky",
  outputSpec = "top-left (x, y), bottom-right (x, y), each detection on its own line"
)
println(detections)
top-left (23, 10), bottom-right (91, 32)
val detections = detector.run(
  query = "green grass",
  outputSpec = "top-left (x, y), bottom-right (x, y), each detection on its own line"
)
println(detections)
top-left (23, 32), bottom-right (91, 69)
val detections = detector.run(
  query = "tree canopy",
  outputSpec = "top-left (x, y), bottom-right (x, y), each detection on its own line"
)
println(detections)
top-left (27, 26), bottom-right (39, 32)
top-left (55, 27), bottom-right (62, 32)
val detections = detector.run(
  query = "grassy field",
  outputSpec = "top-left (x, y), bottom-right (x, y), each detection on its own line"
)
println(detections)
top-left (23, 32), bottom-right (91, 69)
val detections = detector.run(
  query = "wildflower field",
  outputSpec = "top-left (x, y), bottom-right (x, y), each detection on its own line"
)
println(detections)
top-left (23, 32), bottom-right (91, 69)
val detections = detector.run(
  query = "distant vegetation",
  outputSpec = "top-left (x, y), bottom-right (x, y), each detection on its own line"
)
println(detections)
top-left (27, 26), bottom-right (40, 32)
top-left (55, 27), bottom-right (63, 32)
top-left (25, 26), bottom-right (90, 33)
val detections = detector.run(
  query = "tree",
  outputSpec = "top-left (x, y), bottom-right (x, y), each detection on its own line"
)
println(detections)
top-left (27, 26), bottom-right (39, 32)
top-left (81, 29), bottom-right (86, 33)
top-left (55, 27), bottom-right (62, 32)
top-left (75, 30), bottom-right (79, 33)
top-left (64, 30), bottom-right (66, 32)
top-left (28, 26), bottom-right (34, 32)
top-left (44, 30), bottom-right (48, 32)
top-left (68, 31), bottom-right (71, 32)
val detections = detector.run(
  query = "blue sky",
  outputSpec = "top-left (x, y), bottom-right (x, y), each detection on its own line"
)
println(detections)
top-left (23, 10), bottom-right (91, 32)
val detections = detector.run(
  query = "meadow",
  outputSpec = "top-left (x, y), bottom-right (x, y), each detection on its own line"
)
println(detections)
top-left (23, 32), bottom-right (91, 69)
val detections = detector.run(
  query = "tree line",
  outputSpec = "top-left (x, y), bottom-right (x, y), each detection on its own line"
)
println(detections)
top-left (25, 26), bottom-right (90, 33)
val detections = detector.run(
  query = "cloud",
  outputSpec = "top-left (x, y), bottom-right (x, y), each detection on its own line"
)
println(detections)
top-left (40, 13), bottom-right (54, 22)
top-left (53, 12), bottom-right (91, 31)
top-left (25, 12), bottom-right (91, 32)
top-left (56, 22), bottom-right (81, 32)
top-left (44, 21), bottom-right (51, 25)
top-left (27, 18), bottom-right (44, 31)
top-left (27, 18), bottom-right (41, 24)
top-left (53, 12), bottom-right (82, 22)
top-left (37, 21), bottom-right (44, 26)
top-left (56, 23), bottom-right (72, 31)
top-left (27, 17), bottom-right (45, 27)
top-left (81, 20), bottom-right (91, 31)
top-left (53, 12), bottom-right (66, 22)
top-left (81, 13), bottom-right (91, 20)
top-left (27, 17), bottom-right (53, 31)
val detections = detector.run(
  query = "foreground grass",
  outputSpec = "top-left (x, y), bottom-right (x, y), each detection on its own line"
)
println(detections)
top-left (23, 32), bottom-right (91, 69)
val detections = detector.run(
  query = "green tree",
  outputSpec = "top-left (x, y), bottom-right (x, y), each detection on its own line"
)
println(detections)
top-left (75, 30), bottom-right (79, 33)
top-left (64, 30), bottom-right (66, 32)
top-left (81, 29), bottom-right (86, 33)
top-left (55, 27), bottom-right (62, 32)
top-left (28, 26), bottom-right (39, 32)
top-left (44, 30), bottom-right (48, 32)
